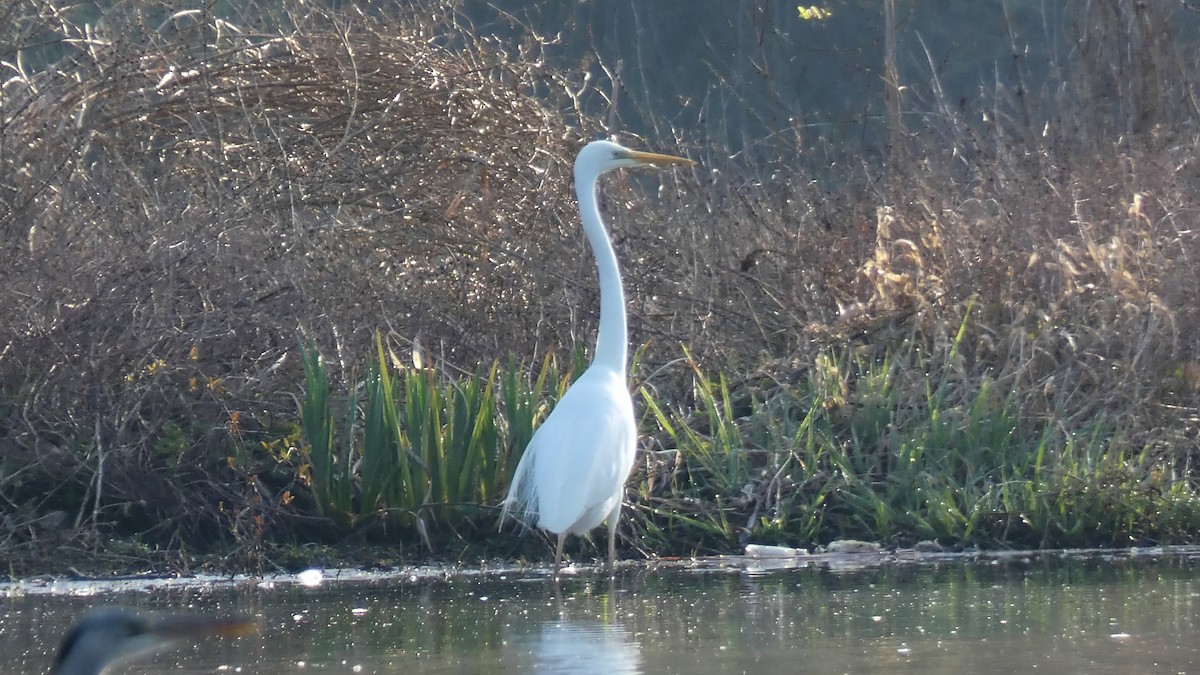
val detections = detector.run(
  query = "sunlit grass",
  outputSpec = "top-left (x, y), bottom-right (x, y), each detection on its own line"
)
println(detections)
top-left (623, 305), bottom-right (1200, 555)
top-left (297, 333), bottom-right (581, 537)
top-left (297, 319), bottom-right (1200, 555)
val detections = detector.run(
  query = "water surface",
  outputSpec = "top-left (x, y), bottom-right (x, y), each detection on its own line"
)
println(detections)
top-left (5, 553), bottom-right (1200, 673)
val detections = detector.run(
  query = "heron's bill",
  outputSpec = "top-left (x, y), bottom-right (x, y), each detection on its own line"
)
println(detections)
top-left (152, 614), bottom-right (260, 639)
top-left (623, 149), bottom-right (695, 167)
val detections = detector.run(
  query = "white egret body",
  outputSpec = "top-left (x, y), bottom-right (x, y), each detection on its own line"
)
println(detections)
top-left (501, 140), bottom-right (693, 573)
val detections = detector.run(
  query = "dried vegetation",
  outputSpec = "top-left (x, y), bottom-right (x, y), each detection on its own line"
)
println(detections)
top-left (1, 1), bottom-right (1199, 570)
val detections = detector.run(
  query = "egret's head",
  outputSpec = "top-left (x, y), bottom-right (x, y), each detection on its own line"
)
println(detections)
top-left (52, 608), bottom-right (258, 675)
top-left (575, 140), bottom-right (694, 177)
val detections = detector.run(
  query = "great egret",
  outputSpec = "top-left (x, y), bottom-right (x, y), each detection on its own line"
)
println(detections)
top-left (501, 139), bottom-right (694, 574)
top-left (51, 607), bottom-right (257, 675)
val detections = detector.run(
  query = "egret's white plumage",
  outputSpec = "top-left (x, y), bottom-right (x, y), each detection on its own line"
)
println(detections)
top-left (502, 139), bottom-right (693, 573)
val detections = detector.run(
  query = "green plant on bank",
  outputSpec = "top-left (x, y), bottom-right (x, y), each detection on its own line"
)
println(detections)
top-left (298, 313), bottom-right (1200, 553)
top-left (297, 333), bottom-right (578, 534)
top-left (299, 336), bottom-right (350, 526)
top-left (628, 305), bottom-right (1200, 556)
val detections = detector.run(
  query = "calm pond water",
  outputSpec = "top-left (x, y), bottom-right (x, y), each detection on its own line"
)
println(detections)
top-left (4, 552), bottom-right (1200, 674)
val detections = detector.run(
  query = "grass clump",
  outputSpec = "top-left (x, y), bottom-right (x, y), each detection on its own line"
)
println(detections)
top-left (630, 303), bottom-right (1200, 555)
top-left (296, 333), bottom-right (580, 542)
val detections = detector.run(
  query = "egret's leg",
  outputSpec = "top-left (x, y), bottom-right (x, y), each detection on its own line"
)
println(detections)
top-left (607, 520), bottom-right (617, 573)
top-left (605, 501), bottom-right (622, 573)
top-left (553, 534), bottom-right (565, 576)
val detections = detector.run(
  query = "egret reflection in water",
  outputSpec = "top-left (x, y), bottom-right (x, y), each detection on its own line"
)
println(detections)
top-left (529, 619), bottom-right (642, 674)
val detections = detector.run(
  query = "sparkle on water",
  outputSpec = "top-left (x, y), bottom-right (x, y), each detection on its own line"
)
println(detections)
top-left (5, 550), bottom-right (1200, 674)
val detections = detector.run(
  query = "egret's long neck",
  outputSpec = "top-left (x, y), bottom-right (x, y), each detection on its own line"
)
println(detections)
top-left (575, 167), bottom-right (627, 373)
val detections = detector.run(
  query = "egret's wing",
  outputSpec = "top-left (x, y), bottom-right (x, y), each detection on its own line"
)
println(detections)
top-left (532, 381), bottom-right (634, 534)
top-left (502, 369), bottom-right (636, 535)
top-left (501, 427), bottom-right (539, 529)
